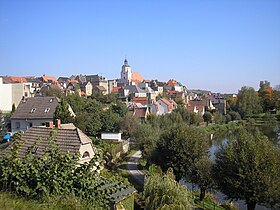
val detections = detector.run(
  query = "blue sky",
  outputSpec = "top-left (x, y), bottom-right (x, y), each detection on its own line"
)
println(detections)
top-left (0, 0), bottom-right (279, 93)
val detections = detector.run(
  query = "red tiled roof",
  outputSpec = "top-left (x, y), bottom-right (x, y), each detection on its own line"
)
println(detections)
top-left (111, 86), bottom-right (123, 93)
top-left (131, 72), bottom-right (144, 84)
top-left (131, 97), bottom-right (148, 105)
top-left (41, 76), bottom-right (56, 83)
top-left (166, 79), bottom-right (178, 86)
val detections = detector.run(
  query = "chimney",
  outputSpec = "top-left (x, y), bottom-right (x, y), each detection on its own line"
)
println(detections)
top-left (22, 96), bottom-right (26, 102)
top-left (46, 121), bottom-right (53, 128)
top-left (55, 119), bottom-right (61, 128)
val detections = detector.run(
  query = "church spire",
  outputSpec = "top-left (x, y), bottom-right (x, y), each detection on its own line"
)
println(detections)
top-left (124, 58), bottom-right (128, 65)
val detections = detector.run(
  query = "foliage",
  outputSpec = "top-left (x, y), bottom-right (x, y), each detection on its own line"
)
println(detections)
top-left (214, 128), bottom-right (280, 210)
top-left (174, 105), bottom-right (201, 125)
top-left (132, 123), bottom-right (161, 164)
top-left (228, 111), bottom-right (241, 121)
top-left (190, 156), bottom-right (215, 201)
top-left (0, 191), bottom-right (95, 210)
top-left (143, 168), bottom-right (192, 210)
top-left (203, 112), bottom-right (212, 125)
top-left (152, 125), bottom-right (210, 181)
top-left (0, 132), bottom-right (133, 209)
top-left (213, 112), bottom-right (225, 124)
top-left (236, 86), bottom-right (262, 118)
top-left (64, 94), bottom-right (127, 137)
top-left (54, 98), bottom-right (74, 123)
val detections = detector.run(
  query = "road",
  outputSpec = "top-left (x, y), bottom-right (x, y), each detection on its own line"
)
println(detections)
top-left (126, 150), bottom-right (145, 187)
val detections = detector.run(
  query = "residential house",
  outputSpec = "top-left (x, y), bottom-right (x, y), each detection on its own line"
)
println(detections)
top-left (151, 98), bottom-right (177, 115)
top-left (66, 82), bottom-right (81, 96)
top-left (186, 104), bottom-right (205, 115)
top-left (108, 79), bottom-right (118, 94)
top-left (167, 90), bottom-right (186, 101)
top-left (80, 81), bottom-right (92, 96)
top-left (93, 85), bottom-right (107, 95)
top-left (6, 121), bottom-right (96, 165)
top-left (188, 99), bottom-right (215, 112)
top-left (85, 74), bottom-right (109, 95)
top-left (0, 77), bottom-right (35, 112)
top-left (10, 96), bottom-right (75, 133)
top-left (131, 97), bottom-right (149, 106)
top-left (41, 76), bottom-right (57, 84)
top-left (164, 79), bottom-right (184, 92)
top-left (208, 94), bottom-right (227, 115)
top-left (57, 77), bottom-right (69, 89)
top-left (128, 106), bottom-right (149, 121)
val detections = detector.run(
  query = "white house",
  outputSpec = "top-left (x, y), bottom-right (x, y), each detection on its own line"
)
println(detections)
top-left (151, 98), bottom-right (177, 115)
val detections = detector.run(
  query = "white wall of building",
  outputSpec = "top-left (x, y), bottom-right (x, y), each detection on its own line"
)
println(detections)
top-left (11, 118), bottom-right (53, 133)
top-left (101, 132), bottom-right (122, 141)
top-left (0, 78), bottom-right (13, 112)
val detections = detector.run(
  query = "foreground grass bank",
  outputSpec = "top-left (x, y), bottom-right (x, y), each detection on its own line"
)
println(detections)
top-left (0, 191), bottom-right (96, 210)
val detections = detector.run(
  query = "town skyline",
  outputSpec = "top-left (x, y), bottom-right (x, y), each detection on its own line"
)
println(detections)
top-left (0, 0), bottom-right (279, 93)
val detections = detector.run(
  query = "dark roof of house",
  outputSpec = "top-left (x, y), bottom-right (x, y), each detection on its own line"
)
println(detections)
top-left (129, 107), bottom-right (148, 119)
top-left (11, 97), bottom-right (60, 119)
top-left (95, 85), bottom-right (106, 91)
top-left (80, 81), bottom-right (91, 87)
top-left (4, 124), bottom-right (92, 159)
top-left (57, 77), bottom-right (69, 82)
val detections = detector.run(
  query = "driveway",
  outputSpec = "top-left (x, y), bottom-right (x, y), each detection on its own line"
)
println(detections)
top-left (126, 150), bottom-right (145, 187)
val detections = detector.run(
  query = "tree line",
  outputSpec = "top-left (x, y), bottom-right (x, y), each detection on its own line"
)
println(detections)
top-left (133, 109), bottom-right (280, 210)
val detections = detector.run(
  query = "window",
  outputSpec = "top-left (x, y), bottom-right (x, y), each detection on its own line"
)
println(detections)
top-left (41, 123), bottom-right (46, 126)
top-left (49, 98), bottom-right (53, 103)
top-left (45, 108), bottom-right (50, 113)
top-left (29, 123), bottom-right (33, 127)
top-left (30, 108), bottom-right (36, 113)
top-left (82, 151), bottom-right (90, 158)
top-left (15, 122), bottom-right (20, 129)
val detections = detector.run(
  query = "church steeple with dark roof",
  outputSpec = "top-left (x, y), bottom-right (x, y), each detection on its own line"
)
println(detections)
top-left (124, 58), bottom-right (128, 65)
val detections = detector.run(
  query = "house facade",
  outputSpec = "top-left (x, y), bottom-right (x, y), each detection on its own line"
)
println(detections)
top-left (151, 98), bottom-right (177, 115)
top-left (0, 77), bottom-right (34, 112)
top-left (10, 96), bottom-right (75, 133)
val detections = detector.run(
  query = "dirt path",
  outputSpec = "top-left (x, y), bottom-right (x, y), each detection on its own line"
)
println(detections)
top-left (126, 150), bottom-right (145, 187)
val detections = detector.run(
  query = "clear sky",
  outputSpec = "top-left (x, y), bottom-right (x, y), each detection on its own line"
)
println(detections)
top-left (0, 0), bottom-right (279, 93)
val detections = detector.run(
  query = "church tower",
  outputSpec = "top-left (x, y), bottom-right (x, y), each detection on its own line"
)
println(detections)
top-left (121, 58), bottom-right (132, 85)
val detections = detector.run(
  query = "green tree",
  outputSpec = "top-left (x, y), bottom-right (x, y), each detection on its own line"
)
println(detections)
top-left (133, 123), bottom-right (161, 164)
top-left (213, 112), bottom-right (225, 124)
top-left (228, 111), bottom-right (241, 121)
top-left (143, 168), bottom-right (192, 210)
top-left (54, 98), bottom-right (74, 124)
top-left (236, 86), bottom-right (262, 118)
top-left (153, 125), bottom-right (209, 181)
top-left (203, 112), bottom-right (212, 125)
top-left (214, 128), bottom-right (280, 210)
top-left (190, 157), bottom-right (215, 201)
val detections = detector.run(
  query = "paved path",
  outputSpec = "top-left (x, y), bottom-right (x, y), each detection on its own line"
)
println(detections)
top-left (126, 150), bottom-right (145, 187)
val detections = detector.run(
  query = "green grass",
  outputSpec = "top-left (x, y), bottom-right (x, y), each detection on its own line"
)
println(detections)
top-left (0, 191), bottom-right (97, 210)
top-left (192, 193), bottom-right (226, 210)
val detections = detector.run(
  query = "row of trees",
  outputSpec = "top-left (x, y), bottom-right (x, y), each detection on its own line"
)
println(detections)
top-left (228, 81), bottom-right (280, 118)
top-left (136, 112), bottom-right (280, 210)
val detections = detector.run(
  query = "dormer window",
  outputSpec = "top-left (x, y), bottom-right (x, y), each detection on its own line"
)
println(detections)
top-left (45, 108), bottom-right (50, 113)
top-left (31, 108), bottom-right (36, 113)
top-left (82, 151), bottom-right (90, 158)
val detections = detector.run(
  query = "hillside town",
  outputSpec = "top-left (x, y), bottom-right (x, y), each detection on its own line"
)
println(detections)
top-left (1, 59), bottom-right (280, 210)
top-left (0, 59), bottom-right (229, 117)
